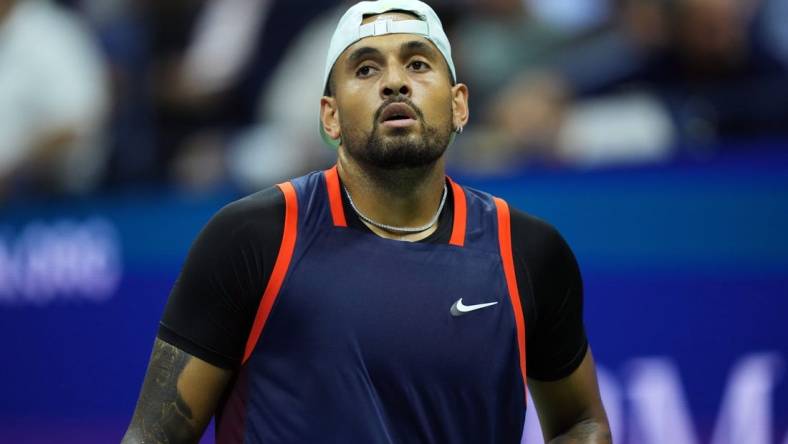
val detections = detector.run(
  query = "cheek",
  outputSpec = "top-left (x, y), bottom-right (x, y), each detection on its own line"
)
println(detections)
top-left (418, 88), bottom-right (454, 123)
top-left (338, 89), bottom-right (378, 129)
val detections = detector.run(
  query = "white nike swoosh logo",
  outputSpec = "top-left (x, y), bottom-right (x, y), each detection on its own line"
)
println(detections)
top-left (450, 298), bottom-right (498, 317)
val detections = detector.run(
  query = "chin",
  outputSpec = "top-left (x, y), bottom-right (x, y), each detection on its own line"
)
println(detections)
top-left (341, 120), bottom-right (451, 169)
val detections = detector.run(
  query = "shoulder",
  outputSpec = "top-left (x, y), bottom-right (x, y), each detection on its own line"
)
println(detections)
top-left (505, 206), bottom-right (581, 293)
top-left (208, 186), bottom-right (286, 235)
top-left (509, 207), bottom-right (574, 261)
top-left (459, 186), bottom-right (575, 263)
top-left (217, 185), bottom-right (285, 219)
top-left (187, 186), bottom-right (287, 259)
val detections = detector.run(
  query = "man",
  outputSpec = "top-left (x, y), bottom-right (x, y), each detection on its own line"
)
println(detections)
top-left (122, 1), bottom-right (610, 443)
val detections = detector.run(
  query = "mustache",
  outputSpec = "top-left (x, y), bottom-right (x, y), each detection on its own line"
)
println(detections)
top-left (373, 95), bottom-right (425, 123)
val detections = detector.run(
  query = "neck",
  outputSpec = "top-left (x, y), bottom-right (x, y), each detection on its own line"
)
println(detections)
top-left (337, 148), bottom-right (447, 241)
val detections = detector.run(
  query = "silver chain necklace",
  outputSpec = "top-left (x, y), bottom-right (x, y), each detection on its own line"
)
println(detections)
top-left (343, 183), bottom-right (447, 234)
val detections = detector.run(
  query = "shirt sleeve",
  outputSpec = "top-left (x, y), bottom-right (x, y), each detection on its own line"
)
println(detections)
top-left (157, 186), bottom-right (285, 369)
top-left (510, 209), bottom-right (588, 381)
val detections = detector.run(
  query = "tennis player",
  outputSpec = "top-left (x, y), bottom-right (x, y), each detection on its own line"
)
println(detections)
top-left (122, 1), bottom-right (610, 442)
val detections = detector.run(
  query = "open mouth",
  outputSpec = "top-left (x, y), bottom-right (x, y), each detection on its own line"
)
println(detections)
top-left (379, 103), bottom-right (419, 128)
top-left (385, 114), bottom-right (412, 121)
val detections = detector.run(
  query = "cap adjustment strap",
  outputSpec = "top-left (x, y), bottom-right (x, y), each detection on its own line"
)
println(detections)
top-left (358, 19), bottom-right (429, 39)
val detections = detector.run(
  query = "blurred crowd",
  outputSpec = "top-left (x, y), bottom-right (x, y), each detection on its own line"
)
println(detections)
top-left (0, 0), bottom-right (786, 200)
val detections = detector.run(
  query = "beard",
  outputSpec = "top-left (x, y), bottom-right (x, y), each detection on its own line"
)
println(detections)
top-left (340, 98), bottom-right (453, 170)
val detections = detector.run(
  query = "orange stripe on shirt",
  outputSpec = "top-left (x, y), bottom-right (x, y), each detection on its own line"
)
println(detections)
top-left (324, 165), bottom-right (347, 227)
top-left (242, 181), bottom-right (298, 364)
top-left (448, 178), bottom-right (467, 247)
top-left (494, 197), bottom-right (527, 401)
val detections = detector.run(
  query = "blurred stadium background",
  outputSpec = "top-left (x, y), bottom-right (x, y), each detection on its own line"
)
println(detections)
top-left (0, 0), bottom-right (787, 442)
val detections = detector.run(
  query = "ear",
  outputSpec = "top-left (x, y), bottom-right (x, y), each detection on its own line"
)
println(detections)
top-left (320, 96), bottom-right (341, 141)
top-left (451, 83), bottom-right (470, 130)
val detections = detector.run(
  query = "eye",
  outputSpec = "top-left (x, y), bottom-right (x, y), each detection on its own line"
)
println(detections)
top-left (356, 65), bottom-right (378, 78)
top-left (409, 60), bottom-right (430, 71)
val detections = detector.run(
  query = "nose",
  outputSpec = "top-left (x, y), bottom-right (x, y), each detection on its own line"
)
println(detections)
top-left (380, 65), bottom-right (411, 99)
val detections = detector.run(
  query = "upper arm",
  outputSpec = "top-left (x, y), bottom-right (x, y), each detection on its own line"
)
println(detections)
top-left (509, 210), bottom-right (609, 440)
top-left (159, 187), bottom-right (285, 367)
top-left (528, 348), bottom-right (609, 442)
top-left (511, 210), bottom-right (587, 381)
top-left (122, 338), bottom-right (233, 444)
top-left (123, 188), bottom-right (286, 442)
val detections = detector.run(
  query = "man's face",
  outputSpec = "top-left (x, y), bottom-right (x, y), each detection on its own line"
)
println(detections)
top-left (323, 12), bottom-right (464, 170)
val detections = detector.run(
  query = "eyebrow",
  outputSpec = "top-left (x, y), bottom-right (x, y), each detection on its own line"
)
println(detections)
top-left (347, 46), bottom-right (384, 67)
top-left (399, 40), bottom-right (439, 59)
top-left (346, 39), bottom-right (440, 67)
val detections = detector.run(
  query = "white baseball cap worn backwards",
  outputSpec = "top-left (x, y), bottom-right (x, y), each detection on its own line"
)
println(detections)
top-left (320, 0), bottom-right (457, 147)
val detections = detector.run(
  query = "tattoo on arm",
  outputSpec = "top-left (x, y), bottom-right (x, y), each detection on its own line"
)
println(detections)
top-left (122, 339), bottom-right (201, 444)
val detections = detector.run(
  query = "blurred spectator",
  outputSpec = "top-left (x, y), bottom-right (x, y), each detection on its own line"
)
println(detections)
top-left (147, 0), bottom-right (266, 190)
top-left (525, 0), bottom-right (612, 34)
top-left (139, 0), bottom-right (336, 192)
top-left (229, 4), bottom-right (344, 190)
top-left (77, 0), bottom-right (157, 188)
top-left (0, 0), bottom-right (109, 198)
top-left (7, 0), bottom-right (781, 194)
top-left (448, 0), bottom-right (599, 171)
top-left (561, 0), bottom-right (788, 151)
top-left (449, 0), bottom-right (788, 172)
